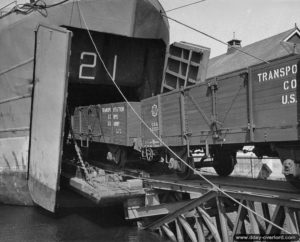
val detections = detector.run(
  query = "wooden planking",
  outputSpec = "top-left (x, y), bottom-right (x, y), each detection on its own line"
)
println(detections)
top-left (185, 84), bottom-right (212, 137)
top-left (251, 56), bottom-right (300, 142)
top-left (160, 91), bottom-right (183, 146)
top-left (100, 102), bottom-right (141, 146)
top-left (100, 103), bottom-right (114, 143)
top-left (111, 102), bottom-right (127, 145)
top-left (141, 96), bottom-right (160, 147)
top-left (73, 102), bottom-right (141, 147)
top-left (216, 74), bottom-right (248, 132)
top-left (126, 102), bottom-right (141, 145)
top-left (88, 105), bottom-right (102, 142)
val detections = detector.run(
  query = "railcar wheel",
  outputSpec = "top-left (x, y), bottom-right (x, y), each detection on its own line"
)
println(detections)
top-left (213, 150), bottom-right (236, 177)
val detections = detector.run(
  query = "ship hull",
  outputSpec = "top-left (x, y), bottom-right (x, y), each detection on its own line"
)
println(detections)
top-left (0, 0), bottom-right (169, 209)
top-left (0, 136), bottom-right (33, 206)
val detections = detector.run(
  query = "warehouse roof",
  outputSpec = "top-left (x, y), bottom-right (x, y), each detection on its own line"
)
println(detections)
top-left (206, 27), bottom-right (300, 79)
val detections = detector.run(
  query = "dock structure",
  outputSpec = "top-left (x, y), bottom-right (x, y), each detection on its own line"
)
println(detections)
top-left (62, 162), bottom-right (300, 242)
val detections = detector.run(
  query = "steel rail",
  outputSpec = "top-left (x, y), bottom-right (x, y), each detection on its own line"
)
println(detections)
top-left (146, 175), bottom-right (300, 208)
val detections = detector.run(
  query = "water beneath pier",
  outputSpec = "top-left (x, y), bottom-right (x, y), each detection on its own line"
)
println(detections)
top-left (0, 204), bottom-right (168, 242)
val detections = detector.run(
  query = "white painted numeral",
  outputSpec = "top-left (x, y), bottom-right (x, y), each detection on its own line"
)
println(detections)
top-left (79, 52), bottom-right (97, 80)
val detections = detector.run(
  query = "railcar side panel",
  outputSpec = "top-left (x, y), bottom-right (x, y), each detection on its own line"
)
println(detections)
top-left (88, 105), bottom-right (102, 143)
top-left (215, 73), bottom-right (249, 144)
top-left (73, 102), bottom-right (141, 147)
top-left (100, 103), bottom-right (114, 143)
top-left (160, 92), bottom-right (184, 146)
top-left (141, 96), bottom-right (161, 147)
top-left (125, 102), bottom-right (141, 146)
top-left (184, 83), bottom-right (213, 145)
top-left (251, 56), bottom-right (300, 142)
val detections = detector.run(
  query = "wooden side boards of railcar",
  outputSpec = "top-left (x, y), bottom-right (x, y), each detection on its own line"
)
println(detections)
top-left (71, 55), bottom-right (300, 149)
top-left (72, 102), bottom-right (141, 147)
top-left (251, 56), bottom-right (300, 142)
top-left (141, 55), bottom-right (300, 148)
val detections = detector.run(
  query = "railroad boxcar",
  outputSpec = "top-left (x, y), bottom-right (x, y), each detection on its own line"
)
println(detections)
top-left (72, 102), bottom-right (141, 166)
top-left (141, 54), bottom-right (300, 184)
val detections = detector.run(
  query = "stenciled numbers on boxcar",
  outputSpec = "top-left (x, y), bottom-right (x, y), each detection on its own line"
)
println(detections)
top-left (79, 52), bottom-right (97, 80)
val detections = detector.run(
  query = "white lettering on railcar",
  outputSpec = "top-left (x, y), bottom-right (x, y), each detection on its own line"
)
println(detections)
top-left (257, 62), bottom-right (298, 105)
top-left (257, 64), bottom-right (297, 82)
top-left (151, 104), bottom-right (158, 117)
top-left (282, 93), bottom-right (296, 105)
top-left (151, 121), bottom-right (159, 132)
top-left (113, 106), bottom-right (124, 112)
top-left (113, 121), bottom-right (120, 127)
top-left (102, 107), bottom-right (111, 113)
top-left (283, 79), bottom-right (297, 90)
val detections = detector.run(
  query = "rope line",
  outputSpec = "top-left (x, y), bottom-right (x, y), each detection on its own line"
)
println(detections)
top-left (78, 2), bottom-right (290, 235)
top-left (165, 0), bottom-right (206, 13)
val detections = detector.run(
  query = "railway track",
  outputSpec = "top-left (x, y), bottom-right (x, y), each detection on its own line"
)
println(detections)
top-left (147, 174), bottom-right (300, 203)
top-left (63, 159), bottom-right (300, 241)
top-left (124, 170), bottom-right (300, 241)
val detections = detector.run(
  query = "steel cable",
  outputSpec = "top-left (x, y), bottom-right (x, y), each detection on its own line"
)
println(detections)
top-left (76, 2), bottom-right (290, 235)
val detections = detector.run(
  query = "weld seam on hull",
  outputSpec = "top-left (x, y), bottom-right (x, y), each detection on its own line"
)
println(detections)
top-left (0, 127), bottom-right (30, 133)
top-left (0, 94), bottom-right (31, 105)
top-left (0, 58), bottom-right (34, 77)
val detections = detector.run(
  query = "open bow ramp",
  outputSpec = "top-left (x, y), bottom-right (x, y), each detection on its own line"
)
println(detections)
top-left (28, 24), bottom-right (71, 212)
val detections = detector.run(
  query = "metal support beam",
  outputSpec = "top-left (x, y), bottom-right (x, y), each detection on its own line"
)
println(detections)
top-left (197, 207), bottom-right (222, 242)
top-left (266, 205), bottom-right (285, 234)
top-left (178, 215), bottom-right (197, 242)
top-left (232, 200), bottom-right (247, 237)
top-left (144, 190), bottom-right (216, 230)
top-left (284, 207), bottom-right (299, 234)
top-left (261, 202), bottom-right (271, 230)
top-left (194, 216), bottom-right (205, 242)
top-left (246, 201), bottom-right (264, 234)
top-left (175, 218), bottom-right (184, 242)
top-left (161, 224), bottom-right (177, 242)
top-left (216, 196), bottom-right (229, 242)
